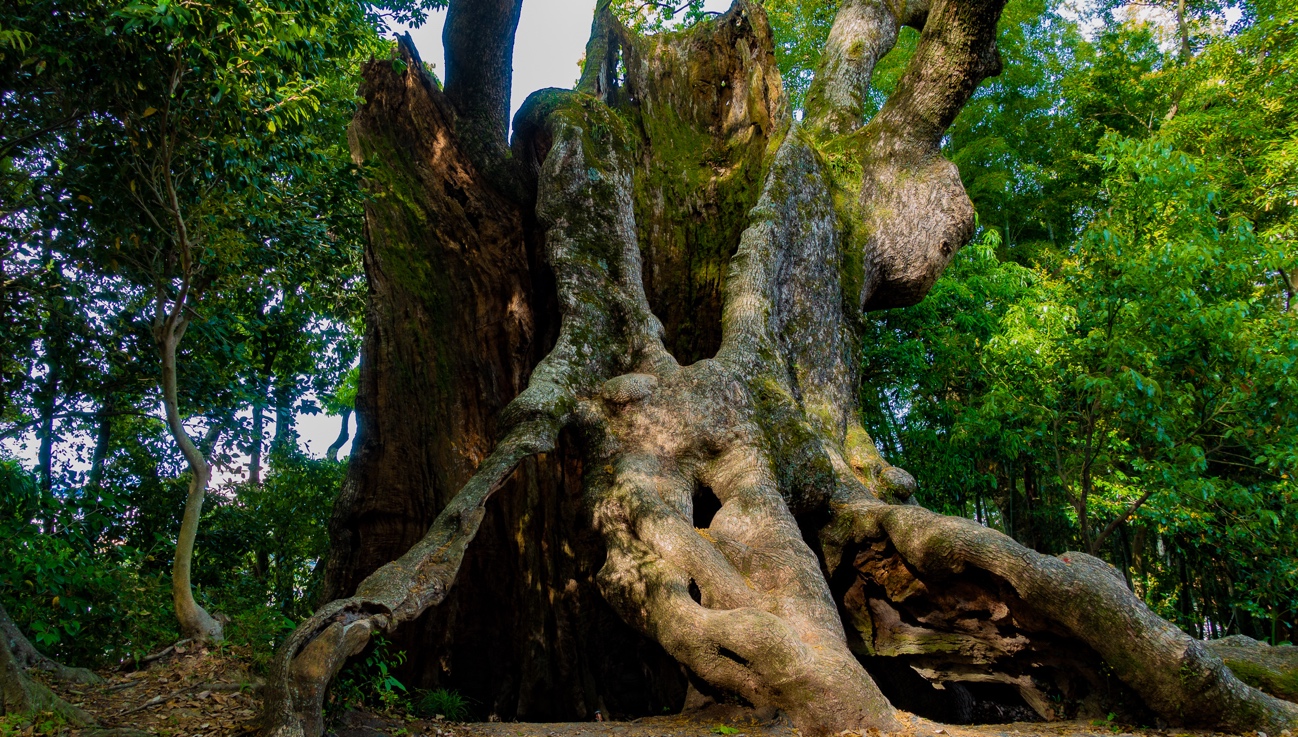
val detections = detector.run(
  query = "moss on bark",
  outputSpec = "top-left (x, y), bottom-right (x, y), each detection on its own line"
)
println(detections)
top-left (265, 2), bottom-right (1298, 736)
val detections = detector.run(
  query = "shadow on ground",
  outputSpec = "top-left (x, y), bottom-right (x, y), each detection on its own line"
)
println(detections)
top-left (23, 648), bottom-right (1267, 737)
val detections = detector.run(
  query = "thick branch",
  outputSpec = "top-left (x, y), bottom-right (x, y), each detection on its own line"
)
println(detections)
top-left (443, 0), bottom-right (524, 175)
top-left (802, 0), bottom-right (930, 136)
top-left (261, 419), bottom-right (558, 737)
top-left (852, 0), bottom-right (1006, 311)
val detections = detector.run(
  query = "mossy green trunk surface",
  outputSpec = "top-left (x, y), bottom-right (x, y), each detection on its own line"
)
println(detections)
top-left (261, 2), bottom-right (1298, 736)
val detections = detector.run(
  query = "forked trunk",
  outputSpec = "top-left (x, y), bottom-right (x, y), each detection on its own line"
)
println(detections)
top-left (262, 2), bottom-right (1298, 735)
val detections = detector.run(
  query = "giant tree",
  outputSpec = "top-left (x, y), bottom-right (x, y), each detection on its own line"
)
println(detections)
top-left (262, 0), bottom-right (1298, 735)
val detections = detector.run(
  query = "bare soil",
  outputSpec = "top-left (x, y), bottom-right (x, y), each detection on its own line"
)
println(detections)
top-left (18, 648), bottom-right (1279, 737)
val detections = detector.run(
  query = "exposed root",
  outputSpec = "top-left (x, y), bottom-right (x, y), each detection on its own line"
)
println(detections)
top-left (261, 1), bottom-right (1285, 736)
top-left (589, 363), bottom-right (899, 736)
top-left (260, 421), bottom-right (558, 736)
top-left (1208, 636), bottom-right (1298, 703)
top-left (262, 83), bottom-right (670, 737)
top-left (0, 603), bottom-right (101, 686)
top-left (834, 501), bottom-right (1298, 734)
top-left (0, 633), bottom-right (93, 725)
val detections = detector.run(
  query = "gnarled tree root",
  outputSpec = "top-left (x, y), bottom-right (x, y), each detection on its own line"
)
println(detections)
top-left (260, 420), bottom-right (558, 737)
top-left (0, 605), bottom-right (95, 725)
top-left (588, 365), bottom-right (900, 736)
top-left (835, 501), bottom-right (1298, 733)
top-left (0, 603), bottom-right (100, 686)
top-left (260, 1), bottom-right (1297, 735)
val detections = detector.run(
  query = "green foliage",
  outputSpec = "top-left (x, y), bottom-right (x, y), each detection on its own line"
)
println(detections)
top-left (863, 0), bottom-right (1298, 644)
top-left (1, 0), bottom-right (368, 662)
top-left (0, 457), bottom-right (179, 665)
top-left (0, 710), bottom-right (70, 737)
top-left (201, 449), bottom-right (342, 612)
top-left (0, 0), bottom-right (1293, 685)
top-left (764, 0), bottom-right (838, 111)
top-left (415, 688), bottom-right (471, 721)
top-left (331, 637), bottom-right (411, 714)
top-left (607, 0), bottom-right (721, 34)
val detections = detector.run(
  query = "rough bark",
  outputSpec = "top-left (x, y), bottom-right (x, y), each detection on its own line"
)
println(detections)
top-left (0, 603), bottom-right (95, 724)
top-left (442, 0), bottom-right (524, 178)
top-left (1208, 636), bottom-right (1298, 704)
top-left (322, 35), bottom-right (677, 724)
top-left (802, 0), bottom-right (930, 137)
top-left (850, 0), bottom-right (1004, 311)
top-left (577, 1), bottom-right (786, 363)
top-left (262, 0), bottom-right (1298, 735)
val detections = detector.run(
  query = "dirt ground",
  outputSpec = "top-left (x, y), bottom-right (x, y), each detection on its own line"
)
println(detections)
top-left (20, 647), bottom-right (1280, 737)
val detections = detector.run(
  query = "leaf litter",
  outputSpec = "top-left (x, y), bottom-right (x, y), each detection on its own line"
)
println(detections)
top-left (13, 647), bottom-right (1277, 737)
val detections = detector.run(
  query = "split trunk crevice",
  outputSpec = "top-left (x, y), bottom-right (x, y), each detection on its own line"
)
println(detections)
top-left (261, 2), bottom-right (1298, 736)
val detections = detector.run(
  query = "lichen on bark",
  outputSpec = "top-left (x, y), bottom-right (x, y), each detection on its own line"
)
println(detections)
top-left (580, 0), bottom-right (787, 364)
top-left (261, 2), bottom-right (1298, 736)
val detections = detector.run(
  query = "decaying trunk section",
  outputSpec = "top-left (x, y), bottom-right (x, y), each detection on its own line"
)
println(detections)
top-left (823, 504), bottom-right (1298, 732)
top-left (262, 1), bottom-right (1298, 735)
top-left (320, 33), bottom-right (683, 724)
top-left (578, 3), bottom-right (785, 364)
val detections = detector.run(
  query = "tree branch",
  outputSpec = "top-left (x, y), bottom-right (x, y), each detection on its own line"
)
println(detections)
top-left (442, 0), bottom-right (524, 173)
top-left (1090, 486), bottom-right (1156, 554)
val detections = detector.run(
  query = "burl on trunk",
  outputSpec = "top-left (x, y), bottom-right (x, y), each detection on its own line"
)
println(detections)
top-left (260, 1), bottom-right (1298, 735)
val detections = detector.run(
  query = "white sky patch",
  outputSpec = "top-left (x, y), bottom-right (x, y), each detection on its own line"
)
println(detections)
top-left (11, 0), bottom-right (1243, 481)
top-left (394, 0), bottom-right (733, 125)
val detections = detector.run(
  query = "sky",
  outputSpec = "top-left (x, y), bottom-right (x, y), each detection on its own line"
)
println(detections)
top-left (7, 0), bottom-right (1189, 476)
top-left (0, 0), bottom-right (730, 480)
top-left (294, 0), bottom-right (731, 463)
top-left (397, 0), bottom-right (596, 123)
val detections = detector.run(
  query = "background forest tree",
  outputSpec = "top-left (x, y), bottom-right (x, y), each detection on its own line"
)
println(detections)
top-left (0, 0), bottom-right (1295, 728)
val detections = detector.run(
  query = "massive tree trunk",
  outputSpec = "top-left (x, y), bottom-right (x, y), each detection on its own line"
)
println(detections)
top-left (261, 1), bottom-right (1298, 735)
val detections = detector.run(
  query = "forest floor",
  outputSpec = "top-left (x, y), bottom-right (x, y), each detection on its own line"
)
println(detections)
top-left (24, 646), bottom-right (1275, 737)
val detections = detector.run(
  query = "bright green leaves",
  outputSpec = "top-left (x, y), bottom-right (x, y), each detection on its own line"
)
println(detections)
top-left (863, 128), bottom-right (1297, 640)
top-left (1, 0), bottom-right (372, 651)
top-left (763, 0), bottom-right (839, 113)
top-left (855, 0), bottom-right (1296, 641)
